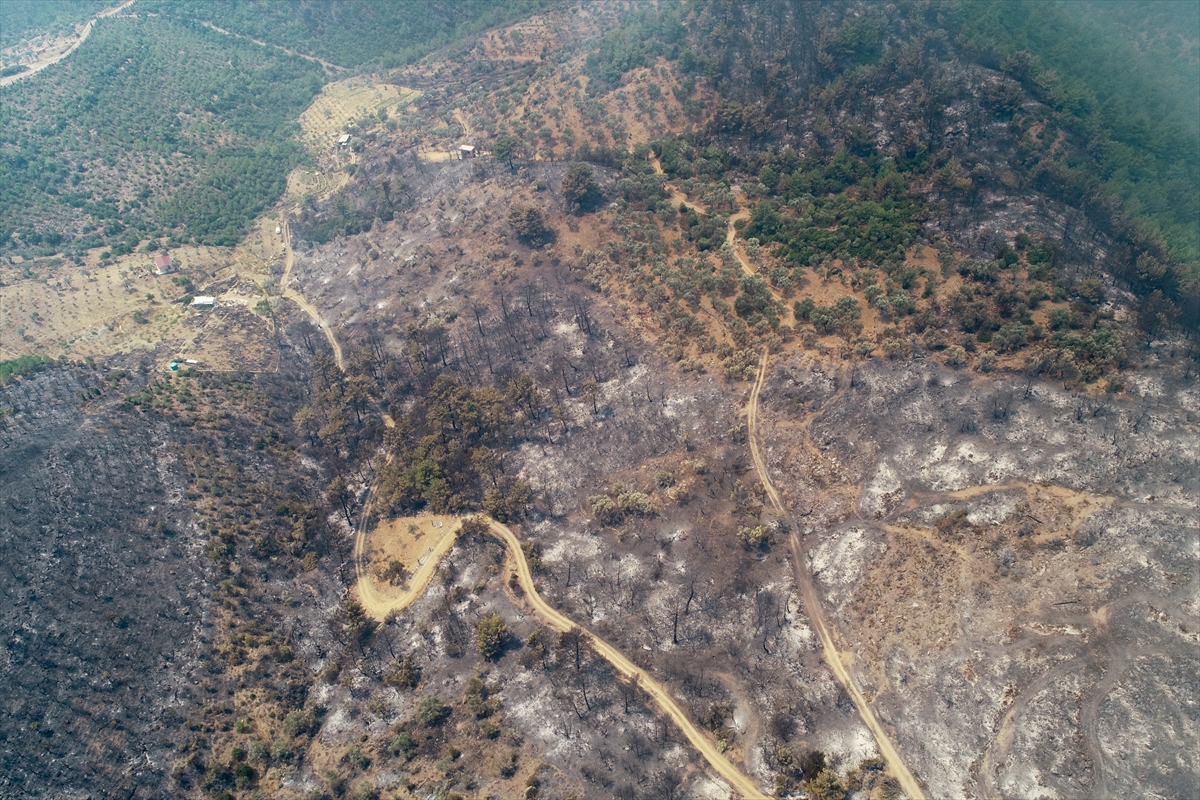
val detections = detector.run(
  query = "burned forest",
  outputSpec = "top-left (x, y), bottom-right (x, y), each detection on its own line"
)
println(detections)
top-left (1, 2), bottom-right (1197, 799)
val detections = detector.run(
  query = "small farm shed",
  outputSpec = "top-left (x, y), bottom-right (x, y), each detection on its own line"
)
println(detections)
top-left (154, 254), bottom-right (175, 275)
top-left (190, 296), bottom-right (215, 307)
top-left (337, 133), bottom-right (351, 147)
top-left (459, 144), bottom-right (476, 159)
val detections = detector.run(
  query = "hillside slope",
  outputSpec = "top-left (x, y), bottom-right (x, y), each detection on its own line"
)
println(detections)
top-left (1, 3), bottom-right (1196, 799)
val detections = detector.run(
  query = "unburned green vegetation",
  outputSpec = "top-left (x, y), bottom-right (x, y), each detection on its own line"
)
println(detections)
top-left (0, 0), bottom-right (112, 49)
top-left (0, 354), bottom-right (52, 386)
top-left (143, 0), bottom-right (551, 70)
top-left (952, 0), bottom-right (1200, 273)
top-left (741, 137), bottom-right (925, 267)
top-left (0, 15), bottom-right (325, 257)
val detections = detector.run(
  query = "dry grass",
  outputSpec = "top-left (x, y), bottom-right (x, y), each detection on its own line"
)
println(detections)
top-left (367, 513), bottom-right (459, 589)
top-left (298, 76), bottom-right (420, 155)
top-left (0, 239), bottom-right (279, 369)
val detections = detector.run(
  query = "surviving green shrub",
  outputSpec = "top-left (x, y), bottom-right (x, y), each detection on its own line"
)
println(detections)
top-left (616, 492), bottom-right (657, 516)
top-left (281, 708), bottom-right (317, 738)
top-left (804, 768), bottom-right (846, 800)
top-left (736, 525), bottom-right (770, 547)
top-left (269, 738), bottom-right (294, 761)
top-left (589, 494), bottom-right (622, 525)
top-left (734, 274), bottom-right (779, 323)
top-left (507, 204), bottom-right (554, 246)
top-left (562, 162), bottom-right (602, 212)
top-left (476, 614), bottom-right (510, 660)
top-left (388, 729), bottom-right (416, 760)
top-left (809, 296), bottom-right (862, 336)
top-left (417, 695), bottom-right (449, 726)
top-left (993, 322), bottom-right (1030, 353)
top-left (384, 654), bottom-right (421, 689)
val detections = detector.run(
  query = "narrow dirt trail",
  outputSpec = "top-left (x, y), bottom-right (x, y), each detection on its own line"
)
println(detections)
top-left (715, 671), bottom-right (763, 775)
top-left (452, 107), bottom-right (473, 137)
top-left (649, 151), bottom-right (753, 283)
top-left (976, 653), bottom-right (1095, 799)
top-left (0, 0), bottom-right (135, 87)
top-left (748, 351), bottom-right (926, 800)
top-left (280, 218), bottom-right (344, 370)
top-left (199, 21), bottom-right (346, 72)
top-left (655, 159), bottom-right (925, 793)
top-left (648, 152), bottom-right (708, 214)
top-left (726, 205), bottom-right (755, 278)
top-left (353, 516), bottom-right (460, 620)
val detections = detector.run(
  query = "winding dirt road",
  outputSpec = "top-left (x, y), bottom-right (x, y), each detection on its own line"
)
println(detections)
top-left (649, 152), bottom-right (751, 279)
top-left (0, 0), bottom-right (135, 87)
top-left (651, 147), bottom-right (923, 797)
top-left (452, 107), bottom-right (473, 137)
top-left (487, 519), bottom-right (767, 798)
top-left (289, 146), bottom-right (902, 798)
top-left (280, 218), bottom-right (344, 370)
top-left (649, 152), bottom-right (706, 215)
top-left (199, 21), bottom-right (346, 72)
top-left (748, 352), bottom-right (926, 800)
top-left (353, 517), bottom-right (461, 621)
top-left (353, 513), bottom-right (767, 797)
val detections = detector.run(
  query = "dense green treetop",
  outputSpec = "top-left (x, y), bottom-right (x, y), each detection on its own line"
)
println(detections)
top-left (583, 4), bottom-right (686, 93)
top-left (1064, 0), bottom-right (1200, 130)
top-left (0, 15), bottom-right (324, 253)
top-left (950, 0), bottom-right (1199, 272)
top-left (0, 0), bottom-right (113, 49)
top-left (139, 0), bottom-right (550, 69)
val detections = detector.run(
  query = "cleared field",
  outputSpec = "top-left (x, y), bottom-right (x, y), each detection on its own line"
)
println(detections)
top-left (367, 514), bottom-right (457, 578)
top-left (356, 514), bottom-right (461, 620)
top-left (0, 241), bottom-right (278, 370)
top-left (297, 76), bottom-right (420, 155)
top-left (0, 77), bottom-right (423, 371)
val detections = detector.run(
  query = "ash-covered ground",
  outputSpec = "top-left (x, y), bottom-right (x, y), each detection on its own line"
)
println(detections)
top-left (0, 367), bottom-right (205, 798)
top-left (757, 352), bottom-right (1199, 798)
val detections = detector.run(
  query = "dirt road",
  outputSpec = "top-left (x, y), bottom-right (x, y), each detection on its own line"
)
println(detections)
top-left (352, 512), bottom-right (767, 798)
top-left (490, 519), bottom-right (768, 799)
top-left (453, 107), bottom-right (473, 137)
top-left (0, 0), bottom-right (135, 87)
top-left (353, 516), bottom-right (460, 620)
top-left (199, 21), bottom-right (345, 72)
top-left (748, 352), bottom-right (926, 799)
top-left (648, 152), bottom-right (706, 214)
top-left (279, 218), bottom-right (344, 370)
top-left (648, 151), bottom-right (751, 281)
top-left (726, 207), bottom-right (753, 274)
top-left (649, 155), bottom-right (921, 795)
